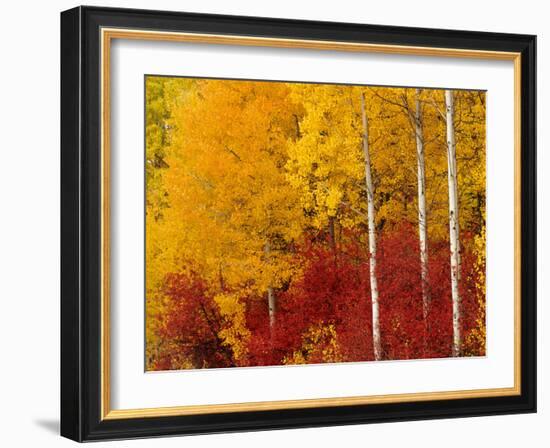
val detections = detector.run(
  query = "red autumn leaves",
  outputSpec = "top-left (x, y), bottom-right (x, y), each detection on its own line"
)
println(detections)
top-left (154, 225), bottom-right (485, 370)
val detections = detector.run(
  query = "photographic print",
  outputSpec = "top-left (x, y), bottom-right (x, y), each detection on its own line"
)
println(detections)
top-left (145, 76), bottom-right (487, 371)
top-left (61, 9), bottom-right (536, 440)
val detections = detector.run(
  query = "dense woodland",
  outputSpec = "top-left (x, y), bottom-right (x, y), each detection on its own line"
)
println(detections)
top-left (145, 76), bottom-right (486, 370)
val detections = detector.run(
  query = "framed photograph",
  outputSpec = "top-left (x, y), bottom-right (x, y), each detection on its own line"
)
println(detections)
top-left (61, 6), bottom-right (536, 442)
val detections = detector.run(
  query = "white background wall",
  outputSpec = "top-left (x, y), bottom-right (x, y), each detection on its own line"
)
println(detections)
top-left (0, 0), bottom-right (545, 446)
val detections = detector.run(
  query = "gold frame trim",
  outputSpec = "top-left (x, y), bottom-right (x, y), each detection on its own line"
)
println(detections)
top-left (100, 27), bottom-right (522, 421)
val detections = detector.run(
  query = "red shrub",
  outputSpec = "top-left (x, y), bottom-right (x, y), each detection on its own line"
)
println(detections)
top-left (154, 273), bottom-right (236, 370)
top-left (152, 226), bottom-right (485, 369)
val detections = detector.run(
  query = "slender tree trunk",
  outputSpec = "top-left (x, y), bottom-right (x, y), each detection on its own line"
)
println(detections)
top-left (361, 93), bottom-right (382, 361)
top-left (415, 89), bottom-right (430, 324)
top-left (264, 242), bottom-right (276, 329)
top-left (445, 89), bottom-right (462, 357)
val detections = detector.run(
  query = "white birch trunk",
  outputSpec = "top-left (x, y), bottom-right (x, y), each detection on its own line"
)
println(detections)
top-left (361, 93), bottom-right (382, 361)
top-left (415, 89), bottom-right (430, 322)
top-left (264, 242), bottom-right (276, 328)
top-left (445, 89), bottom-right (462, 357)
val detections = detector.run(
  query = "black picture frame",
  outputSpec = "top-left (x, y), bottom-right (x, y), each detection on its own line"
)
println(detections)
top-left (61, 5), bottom-right (536, 442)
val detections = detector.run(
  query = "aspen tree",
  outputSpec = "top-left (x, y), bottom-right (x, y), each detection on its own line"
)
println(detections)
top-left (264, 241), bottom-right (276, 328)
top-left (445, 89), bottom-right (462, 357)
top-left (414, 89), bottom-right (430, 323)
top-left (361, 92), bottom-right (382, 361)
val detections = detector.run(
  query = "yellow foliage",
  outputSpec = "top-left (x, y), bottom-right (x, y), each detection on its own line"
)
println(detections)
top-left (464, 223), bottom-right (487, 355)
top-left (144, 76), bottom-right (487, 367)
top-left (213, 292), bottom-right (251, 363)
top-left (284, 323), bottom-right (342, 365)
